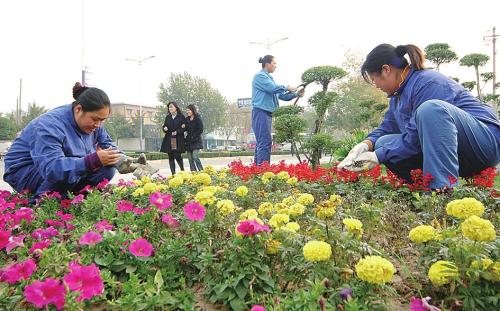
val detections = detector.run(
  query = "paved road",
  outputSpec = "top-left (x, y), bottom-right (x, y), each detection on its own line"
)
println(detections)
top-left (0, 154), bottom-right (329, 192)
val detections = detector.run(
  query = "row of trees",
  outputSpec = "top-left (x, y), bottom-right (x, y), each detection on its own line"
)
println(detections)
top-left (0, 102), bottom-right (48, 140)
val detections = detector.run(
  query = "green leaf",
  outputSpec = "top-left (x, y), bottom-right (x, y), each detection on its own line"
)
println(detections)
top-left (234, 283), bottom-right (247, 300)
top-left (94, 255), bottom-right (111, 266)
top-left (126, 265), bottom-right (137, 273)
top-left (154, 270), bottom-right (164, 290)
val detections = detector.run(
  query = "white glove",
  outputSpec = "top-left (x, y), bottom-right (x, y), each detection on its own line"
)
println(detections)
top-left (343, 152), bottom-right (379, 172)
top-left (338, 142), bottom-right (370, 169)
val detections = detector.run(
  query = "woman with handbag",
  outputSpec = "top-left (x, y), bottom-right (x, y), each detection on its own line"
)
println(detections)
top-left (160, 101), bottom-right (186, 175)
top-left (185, 104), bottom-right (204, 171)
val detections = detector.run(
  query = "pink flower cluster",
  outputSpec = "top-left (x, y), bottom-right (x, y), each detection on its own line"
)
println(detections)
top-left (64, 262), bottom-right (104, 302)
top-left (149, 192), bottom-right (173, 211)
top-left (24, 278), bottom-right (66, 310)
top-left (78, 231), bottom-right (103, 245)
top-left (183, 201), bottom-right (206, 222)
top-left (237, 219), bottom-right (270, 237)
top-left (0, 259), bottom-right (37, 284)
top-left (94, 219), bottom-right (114, 232)
top-left (129, 238), bottom-right (154, 257)
top-left (161, 214), bottom-right (180, 228)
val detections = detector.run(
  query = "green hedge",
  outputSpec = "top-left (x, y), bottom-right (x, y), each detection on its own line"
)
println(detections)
top-left (124, 150), bottom-right (291, 161)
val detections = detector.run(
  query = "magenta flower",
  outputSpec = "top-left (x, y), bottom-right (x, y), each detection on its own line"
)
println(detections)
top-left (31, 227), bottom-right (59, 240)
top-left (29, 239), bottom-right (52, 254)
top-left (78, 185), bottom-right (93, 194)
top-left (0, 259), bottom-right (37, 284)
top-left (63, 263), bottom-right (104, 302)
top-left (71, 194), bottom-right (85, 204)
top-left (78, 231), bottom-right (102, 245)
top-left (0, 230), bottom-right (11, 250)
top-left (56, 211), bottom-right (74, 222)
top-left (149, 192), bottom-right (173, 211)
top-left (6, 234), bottom-right (25, 253)
top-left (66, 223), bottom-right (76, 231)
top-left (117, 200), bottom-right (135, 212)
top-left (183, 201), bottom-right (206, 222)
top-left (133, 207), bottom-right (151, 215)
top-left (129, 238), bottom-right (154, 257)
top-left (161, 214), bottom-right (180, 228)
top-left (96, 178), bottom-right (109, 190)
top-left (24, 278), bottom-right (66, 310)
top-left (44, 219), bottom-right (65, 228)
top-left (251, 305), bottom-right (267, 311)
top-left (93, 220), bottom-right (114, 232)
top-left (43, 191), bottom-right (62, 199)
top-left (410, 297), bottom-right (441, 311)
top-left (237, 219), bottom-right (270, 237)
top-left (12, 207), bottom-right (33, 225)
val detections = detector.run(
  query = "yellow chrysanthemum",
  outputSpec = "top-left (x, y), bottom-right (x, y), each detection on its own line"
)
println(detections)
top-left (343, 218), bottom-right (363, 237)
top-left (156, 184), bottom-right (169, 191)
top-left (216, 199), bottom-right (236, 217)
top-left (142, 182), bottom-right (157, 194)
top-left (303, 241), bottom-right (332, 262)
top-left (240, 209), bottom-right (258, 221)
top-left (168, 176), bottom-right (184, 188)
top-left (132, 188), bottom-right (145, 197)
top-left (329, 194), bottom-right (342, 205)
top-left (277, 171), bottom-right (290, 180)
top-left (461, 216), bottom-right (496, 242)
top-left (235, 186), bottom-right (248, 197)
top-left (203, 165), bottom-right (217, 175)
top-left (141, 176), bottom-right (152, 184)
top-left (133, 179), bottom-right (143, 187)
top-left (289, 203), bottom-right (305, 217)
top-left (274, 203), bottom-right (288, 212)
top-left (287, 177), bottom-right (298, 186)
top-left (409, 225), bottom-right (436, 244)
top-left (195, 191), bottom-right (216, 206)
top-left (218, 172), bottom-right (227, 180)
top-left (446, 198), bottom-right (485, 219)
top-left (280, 222), bottom-right (300, 233)
top-left (428, 260), bottom-right (458, 285)
top-left (201, 186), bottom-right (221, 194)
top-left (266, 239), bottom-right (281, 254)
top-left (297, 193), bottom-right (315, 205)
top-left (282, 196), bottom-right (295, 206)
top-left (261, 172), bottom-right (275, 184)
top-left (269, 213), bottom-right (289, 228)
top-left (355, 256), bottom-right (395, 284)
top-left (315, 200), bottom-right (337, 219)
top-left (193, 173), bottom-right (212, 186)
top-left (258, 202), bottom-right (274, 218)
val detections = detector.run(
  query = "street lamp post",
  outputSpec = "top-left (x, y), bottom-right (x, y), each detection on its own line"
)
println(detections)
top-left (125, 55), bottom-right (156, 152)
top-left (249, 37), bottom-right (289, 50)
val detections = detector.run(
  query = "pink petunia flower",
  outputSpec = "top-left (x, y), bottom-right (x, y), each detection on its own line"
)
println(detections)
top-left (133, 207), bottom-right (151, 215)
top-left (71, 194), bottom-right (85, 204)
top-left (93, 220), bottom-right (114, 232)
top-left (29, 239), bottom-right (52, 254)
top-left (6, 235), bottom-right (25, 253)
top-left (237, 219), bottom-right (270, 237)
top-left (44, 219), bottom-right (65, 228)
top-left (0, 259), bottom-right (37, 284)
top-left (12, 208), bottom-right (34, 226)
top-left (183, 201), bottom-right (206, 222)
top-left (161, 214), bottom-right (180, 228)
top-left (129, 238), bottom-right (154, 257)
top-left (63, 263), bottom-right (104, 302)
top-left (78, 185), bottom-right (93, 194)
top-left (56, 211), bottom-right (74, 222)
top-left (60, 199), bottom-right (72, 209)
top-left (410, 297), bottom-right (441, 311)
top-left (117, 200), bottom-right (135, 212)
top-left (149, 192), bottom-right (173, 211)
top-left (251, 305), bottom-right (267, 311)
top-left (78, 231), bottom-right (102, 245)
top-left (24, 278), bottom-right (66, 310)
top-left (96, 178), bottom-right (109, 190)
top-left (0, 230), bottom-right (11, 250)
top-left (31, 227), bottom-right (59, 240)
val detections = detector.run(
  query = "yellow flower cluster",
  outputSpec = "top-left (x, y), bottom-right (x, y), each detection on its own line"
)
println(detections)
top-left (169, 176), bottom-right (184, 188)
top-left (274, 203), bottom-right (290, 215)
top-left (355, 256), bottom-right (395, 284)
top-left (329, 194), bottom-right (342, 205)
top-left (343, 218), bottom-right (363, 237)
top-left (218, 172), bottom-right (227, 179)
top-left (269, 213), bottom-right (289, 228)
top-left (428, 260), bottom-right (458, 285)
top-left (195, 191), bottom-right (216, 206)
top-left (258, 202), bottom-right (274, 218)
top-left (287, 177), bottom-right (298, 186)
top-left (266, 239), bottom-right (281, 254)
top-left (192, 173), bottom-right (212, 186)
top-left (142, 182), bottom-right (157, 194)
top-left (216, 200), bottom-right (237, 217)
top-left (239, 209), bottom-right (258, 221)
top-left (201, 186), bottom-right (221, 194)
top-left (281, 196), bottom-right (295, 206)
top-left (409, 225), bottom-right (436, 244)
top-left (202, 165), bottom-right (217, 175)
top-left (446, 198), bottom-right (484, 219)
top-left (297, 193), bottom-right (315, 205)
top-left (289, 203), bottom-right (305, 217)
top-left (235, 186), bottom-right (248, 197)
top-left (315, 200), bottom-right (337, 219)
top-left (461, 216), bottom-right (496, 242)
top-left (279, 222), bottom-right (300, 233)
top-left (176, 171), bottom-right (193, 182)
top-left (471, 259), bottom-right (500, 282)
top-left (261, 172), bottom-right (275, 184)
top-left (277, 171), bottom-right (290, 180)
top-left (132, 188), bottom-right (145, 197)
top-left (303, 241), bottom-right (332, 262)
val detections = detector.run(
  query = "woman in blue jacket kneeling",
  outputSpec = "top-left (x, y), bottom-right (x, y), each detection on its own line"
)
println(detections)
top-left (339, 44), bottom-right (500, 189)
top-left (3, 83), bottom-right (121, 196)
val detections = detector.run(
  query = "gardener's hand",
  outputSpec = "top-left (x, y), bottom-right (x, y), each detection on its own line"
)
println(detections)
top-left (287, 85), bottom-right (297, 93)
top-left (97, 147), bottom-right (120, 166)
top-left (297, 88), bottom-right (305, 97)
top-left (338, 142), bottom-right (370, 169)
top-left (344, 152), bottom-right (379, 172)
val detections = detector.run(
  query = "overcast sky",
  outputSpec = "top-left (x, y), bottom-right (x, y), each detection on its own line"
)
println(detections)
top-left (0, 0), bottom-right (498, 114)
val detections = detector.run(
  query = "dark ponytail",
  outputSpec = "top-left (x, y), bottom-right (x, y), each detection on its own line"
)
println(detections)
top-left (361, 44), bottom-right (426, 83)
top-left (72, 82), bottom-right (111, 112)
top-left (258, 55), bottom-right (274, 68)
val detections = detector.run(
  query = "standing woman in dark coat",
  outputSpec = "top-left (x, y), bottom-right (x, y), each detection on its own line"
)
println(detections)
top-left (185, 104), bottom-right (204, 171)
top-left (160, 101), bottom-right (186, 175)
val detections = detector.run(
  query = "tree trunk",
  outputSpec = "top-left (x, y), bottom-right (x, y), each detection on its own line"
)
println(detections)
top-left (291, 140), bottom-right (302, 162)
top-left (475, 66), bottom-right (482, 100)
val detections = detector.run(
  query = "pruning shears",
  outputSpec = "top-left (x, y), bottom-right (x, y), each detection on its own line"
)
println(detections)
top-left (293, 82), bottom-right (311, 105)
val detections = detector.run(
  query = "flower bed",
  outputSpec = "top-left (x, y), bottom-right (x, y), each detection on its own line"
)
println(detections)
top-left (0, 163), bottom-right (498, 310)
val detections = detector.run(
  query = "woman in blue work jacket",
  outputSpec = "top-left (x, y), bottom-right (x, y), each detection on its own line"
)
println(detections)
top-left (252, 55), bottom-right (303, 165)
top-left (338, 44), bottom-right (500, 189)
top-left (3, 83), bottom-right (120, 196)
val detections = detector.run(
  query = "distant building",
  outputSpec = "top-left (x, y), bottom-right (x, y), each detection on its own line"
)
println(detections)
top-left (111, 103), bottom-right (161, 126)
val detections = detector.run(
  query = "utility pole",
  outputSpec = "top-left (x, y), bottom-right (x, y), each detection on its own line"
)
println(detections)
top-left (18, 79), bottom-right (22, 126)
top-left (484, 27), bottom-right (498, 96)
